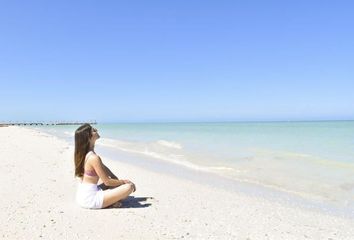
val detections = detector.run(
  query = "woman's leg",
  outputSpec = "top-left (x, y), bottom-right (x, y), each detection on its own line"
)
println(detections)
top-left (101, 183), bottom-right (134, 208)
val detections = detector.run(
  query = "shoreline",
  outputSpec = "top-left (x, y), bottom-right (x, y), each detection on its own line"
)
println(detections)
top-left (1, 126), bottom-right (354, 239)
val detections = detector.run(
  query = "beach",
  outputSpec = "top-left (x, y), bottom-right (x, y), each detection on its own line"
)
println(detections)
top-left (1, 126), bottom-right (354, 239)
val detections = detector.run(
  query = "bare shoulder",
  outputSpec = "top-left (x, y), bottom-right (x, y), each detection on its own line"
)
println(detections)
top-left (86, 152), bottom-right (102, 165)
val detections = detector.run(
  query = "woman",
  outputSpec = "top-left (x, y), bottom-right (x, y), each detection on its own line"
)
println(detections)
top-left (74, 123), bottom-right (136, 209)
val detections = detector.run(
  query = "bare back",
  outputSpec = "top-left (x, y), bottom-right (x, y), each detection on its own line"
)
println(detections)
top-left (82, 151), bottom-right (99, 184)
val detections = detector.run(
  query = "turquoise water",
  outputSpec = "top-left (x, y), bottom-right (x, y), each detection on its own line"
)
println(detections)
top-left (35, 121), bottom-right (354, 207)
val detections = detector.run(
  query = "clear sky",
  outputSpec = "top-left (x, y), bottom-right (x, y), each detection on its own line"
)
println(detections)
top-left (0, 1), bottom-right (353, 122)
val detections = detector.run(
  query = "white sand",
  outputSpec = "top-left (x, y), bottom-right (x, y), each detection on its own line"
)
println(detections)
top-left (1, 126), bottom-right (354, 239)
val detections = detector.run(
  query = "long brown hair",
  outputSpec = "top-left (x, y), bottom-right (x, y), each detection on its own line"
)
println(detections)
top-left (74, 123), bottom-right (93, 177)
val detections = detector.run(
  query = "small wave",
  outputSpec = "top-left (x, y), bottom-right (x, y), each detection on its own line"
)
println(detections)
top-left (208, 166), bottom-right (236, 171)
top-left (156, 140), bottom-right (182, 149)
top-left (97, 138), bottom-right (231, 173)
top-left (64, 131), bottom-right (74, 136)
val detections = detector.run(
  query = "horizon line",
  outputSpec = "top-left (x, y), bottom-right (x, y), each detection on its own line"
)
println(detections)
top-left (2, 119), bottom-right (354, 125)
top-left (99, 119), bottom-right (354, 124)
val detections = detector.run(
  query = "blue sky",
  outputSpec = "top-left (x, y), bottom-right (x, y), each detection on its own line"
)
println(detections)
top-left (0, 1), bottom-right (353, 122)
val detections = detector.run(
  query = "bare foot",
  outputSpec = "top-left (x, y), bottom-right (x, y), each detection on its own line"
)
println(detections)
top-left (110, 201), bottom-right (122, 208)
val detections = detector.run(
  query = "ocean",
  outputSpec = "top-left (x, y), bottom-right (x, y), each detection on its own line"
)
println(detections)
top-left (34, 121), bottom-right (354, 211)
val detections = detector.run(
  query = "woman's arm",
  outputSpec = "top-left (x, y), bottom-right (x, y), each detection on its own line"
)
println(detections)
top-left (102, 164), bottom-right (118, 179)
top-left (90, 155), bottom-right (124, 187)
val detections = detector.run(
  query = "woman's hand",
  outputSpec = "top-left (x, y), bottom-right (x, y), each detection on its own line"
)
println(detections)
top-left (122, 179), bottom-right (136, 192)
top-left (121, 179), bottom-right (131, 184)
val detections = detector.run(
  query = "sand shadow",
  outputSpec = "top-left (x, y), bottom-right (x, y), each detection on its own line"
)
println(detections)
top-left (98, 183), bottom-right (153, 209)
top-left (107, 196), bottom-right (153, 209)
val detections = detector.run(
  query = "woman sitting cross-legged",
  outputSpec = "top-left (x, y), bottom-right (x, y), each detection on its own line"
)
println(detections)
top-left (74, 123), bottom-right (136, 209)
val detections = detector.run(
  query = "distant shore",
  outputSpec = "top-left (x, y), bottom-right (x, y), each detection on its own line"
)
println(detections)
top-left (1, 126), bottom-right (354, 239)
top-left (0, 121), bottom-right (97, 126)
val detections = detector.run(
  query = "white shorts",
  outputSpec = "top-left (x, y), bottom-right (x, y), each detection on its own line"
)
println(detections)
top-left (76, 182), bottom-right (104, 209)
